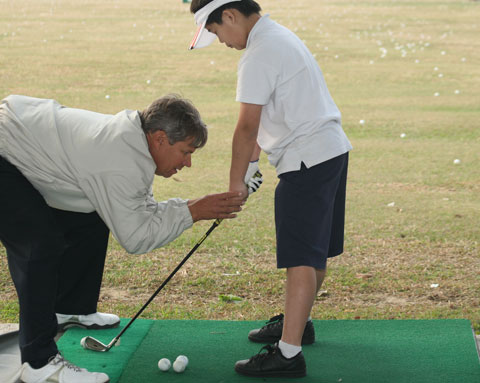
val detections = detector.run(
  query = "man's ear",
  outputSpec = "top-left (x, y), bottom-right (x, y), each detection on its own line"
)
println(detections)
top-left (158, 130), bottom-right (168, 144)
top-left (149, 130), bottom-right (168, 147)
top-left (222, 9), bottom-right (237, 25)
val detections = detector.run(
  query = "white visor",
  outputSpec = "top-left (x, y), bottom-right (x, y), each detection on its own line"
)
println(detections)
top-left (189, 0), bottom-right (242, 50)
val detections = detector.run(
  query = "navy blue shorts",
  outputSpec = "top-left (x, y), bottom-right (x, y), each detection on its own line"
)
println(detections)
top-left (274, 152), bottom-right (349, 270)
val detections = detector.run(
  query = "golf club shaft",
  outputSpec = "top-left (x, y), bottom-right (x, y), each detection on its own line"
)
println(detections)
top-left (108, 219), bottom-right (222, 347)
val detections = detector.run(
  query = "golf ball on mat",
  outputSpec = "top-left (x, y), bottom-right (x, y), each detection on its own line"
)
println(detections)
top-left (173, 359), bottom-right (186, 373)
top-left (158, 358), bottom-right (171, 371)
top-left (176, 355), bottom-right (189, 366)
top-left (80, 337), bottom-right (87, 349)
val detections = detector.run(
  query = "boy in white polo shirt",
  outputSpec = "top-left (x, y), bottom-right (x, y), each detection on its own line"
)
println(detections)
top-left (190, 0), bottom-right (352, 378)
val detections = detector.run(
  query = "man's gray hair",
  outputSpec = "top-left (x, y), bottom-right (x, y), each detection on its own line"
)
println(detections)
top-left (139, 94), bottom-right (208, 148)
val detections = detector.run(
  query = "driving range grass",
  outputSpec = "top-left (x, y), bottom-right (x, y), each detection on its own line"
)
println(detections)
top-left (0, 0), bottom-right (479, 333)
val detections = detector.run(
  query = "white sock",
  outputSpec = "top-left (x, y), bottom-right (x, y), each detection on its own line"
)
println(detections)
top-left (278, 340), bottom-right (302, 359)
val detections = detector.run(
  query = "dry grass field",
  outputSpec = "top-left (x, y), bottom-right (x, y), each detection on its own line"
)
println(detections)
top-left (0, 0), bottom-right (479, 332)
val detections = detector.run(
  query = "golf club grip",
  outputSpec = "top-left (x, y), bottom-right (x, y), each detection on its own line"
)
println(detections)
top-left (113, 219), bottom-right (222, 341)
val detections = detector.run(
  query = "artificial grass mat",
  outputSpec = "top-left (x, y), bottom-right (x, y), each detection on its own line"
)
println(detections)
top-left (57, 319), bottom-right (480, 383)
top-left (57, 318), bottom-right (153, 382)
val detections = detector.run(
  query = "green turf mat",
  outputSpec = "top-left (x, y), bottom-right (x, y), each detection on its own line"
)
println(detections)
top-left (57, 318), bottom-right (153, 382)
top-left (56, 319), bottom-right (480, 382)
top-left (118, 319), bottom-right (480, 383)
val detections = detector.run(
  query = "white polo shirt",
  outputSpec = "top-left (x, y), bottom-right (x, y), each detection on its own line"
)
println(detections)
top-left (236, 15), bottom-right (352, 175)
top-left (0, 95), bottom-right (193, 254)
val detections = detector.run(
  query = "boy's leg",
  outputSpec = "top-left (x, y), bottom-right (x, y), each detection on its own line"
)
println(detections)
top-left (248, 267), bottom-right (326, 345)
top-left (53, 209), bottom-right (110, 315)
top-left (316, 268), bottom-right (327, 293)
top-left (281, 154), bottom-right (347, 348)
top-left (281, 266), bottom-right (317, 346)
top-left (0, 156), bottom-right (63, 367)
top-left (281, 267), bottom-right (326, 347)
top-left (236, 154), bottom-right (348, 377)
top-left (281, 155), bottom-right (347, 347)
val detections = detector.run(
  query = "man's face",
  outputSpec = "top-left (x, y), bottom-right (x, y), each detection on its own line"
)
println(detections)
top-left (147, 131), bottom-right (196, 177)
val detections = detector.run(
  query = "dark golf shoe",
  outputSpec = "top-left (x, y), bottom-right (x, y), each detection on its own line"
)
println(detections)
top-left (235, 344), bottom-right (306, 378)
top-left (248, 313), bottom-right (315, 345)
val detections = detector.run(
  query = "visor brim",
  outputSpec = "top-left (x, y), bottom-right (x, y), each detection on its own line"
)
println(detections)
top-left (189, 23), bottom-right (217, 50)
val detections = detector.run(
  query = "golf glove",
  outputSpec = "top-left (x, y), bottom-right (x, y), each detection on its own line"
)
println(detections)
top-left (244, 160), bottom-right (263, 195)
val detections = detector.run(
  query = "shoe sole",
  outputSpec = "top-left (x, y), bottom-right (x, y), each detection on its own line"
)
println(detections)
top-left (21, 379), bottom-right (111, 383)
top-left (21, 380), bottom-right (110, 383)
top-left (235, 366), bottom-right (307, 378)
top-left (58, 321), bottom-right (120, 332)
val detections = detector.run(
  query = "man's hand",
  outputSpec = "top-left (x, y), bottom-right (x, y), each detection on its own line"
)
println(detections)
top-left (187, 192), bottom-right (245, 222)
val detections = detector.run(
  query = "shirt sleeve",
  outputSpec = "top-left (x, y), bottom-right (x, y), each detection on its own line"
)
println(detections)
top-left (79, 172), bottom-right (193, 254)
top-left (236, 58), bottom-right (278, 105)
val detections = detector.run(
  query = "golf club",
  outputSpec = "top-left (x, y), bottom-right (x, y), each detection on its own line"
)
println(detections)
top-left (82, 218), bottom-right (222, 352)
top-left (82, 171), bottom-right (261, 352)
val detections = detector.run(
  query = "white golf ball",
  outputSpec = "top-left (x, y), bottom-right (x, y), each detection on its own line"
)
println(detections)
top-left (80, 337), bottom-right (87, 349)
top-left (176, 355), bottom-right (189, 366)
top-left (453, 159), bottom-right (461, 165)
top-left (173, 359), bottom-right (186, 373)
top-left (157, 358), bottom-right (171, 371)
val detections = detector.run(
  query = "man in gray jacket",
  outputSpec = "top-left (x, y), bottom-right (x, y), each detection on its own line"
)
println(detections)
top-left (0, 94), bottom-right (244, 383)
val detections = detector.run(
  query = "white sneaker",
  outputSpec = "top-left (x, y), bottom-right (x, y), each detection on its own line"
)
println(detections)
top-left (56, 312), bottom-right (120, 331)
top-left (21, 353), bottom-right (109, 383)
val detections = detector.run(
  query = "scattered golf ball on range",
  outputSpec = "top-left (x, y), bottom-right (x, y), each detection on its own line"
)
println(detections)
top-left (173, 355), bottom-right (189, 373)
top-left (157, 358), bottom-right (171, 372)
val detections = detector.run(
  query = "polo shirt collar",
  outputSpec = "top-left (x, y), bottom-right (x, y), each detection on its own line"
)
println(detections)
top-left (246, 14), bottom-right (271, 49)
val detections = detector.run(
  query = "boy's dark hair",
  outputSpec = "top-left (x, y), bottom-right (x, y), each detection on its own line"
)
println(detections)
top-left (190, 0), bottom-right (261, 25)
top-left (139, 94), bottom-right (207, 148)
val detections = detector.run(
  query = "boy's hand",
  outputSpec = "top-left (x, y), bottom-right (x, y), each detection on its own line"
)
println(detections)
top-left (246, 170), bottom-right (263, 195)
top-left (244, 160), bottom-right (263, 195)
top-left (244, 160), bottom-right (260, 184)
top-left (229, 180), bottom-right (249, 200)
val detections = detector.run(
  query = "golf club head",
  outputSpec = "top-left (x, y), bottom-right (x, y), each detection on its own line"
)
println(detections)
top-left (81, 336), bottom-right (111, 352)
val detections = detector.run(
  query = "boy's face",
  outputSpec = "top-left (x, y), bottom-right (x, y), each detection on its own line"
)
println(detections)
top-left (205, 11), bottom-right (249, 50)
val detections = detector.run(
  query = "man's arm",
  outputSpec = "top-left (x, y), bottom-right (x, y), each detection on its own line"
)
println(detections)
top-left (80, 174), bottom-right (243, 254)
top-left (148, 186), bottom-right (243, 223)
top-left (229, 102), bottom-right (263, 196)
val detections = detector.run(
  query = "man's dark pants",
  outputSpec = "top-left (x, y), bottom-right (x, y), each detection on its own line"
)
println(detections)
top-left (0, 155), bottom-right (110, 367)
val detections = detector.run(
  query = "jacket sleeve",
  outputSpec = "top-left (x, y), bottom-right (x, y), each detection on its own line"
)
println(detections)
top-left (79, 172), bottom-right (193, 254)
